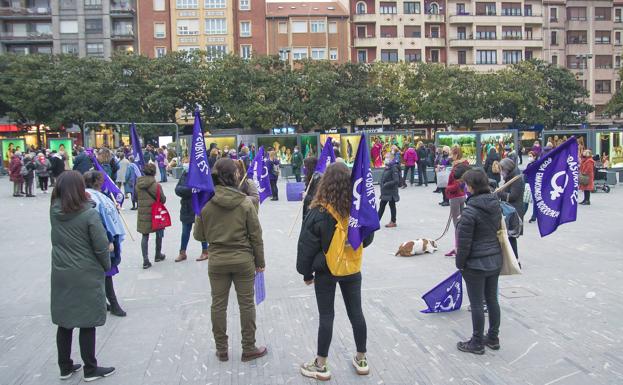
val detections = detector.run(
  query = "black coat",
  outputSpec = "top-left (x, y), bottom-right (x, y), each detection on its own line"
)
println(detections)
top-left (73, 152), bottom-right (93, 174)
top-left (380, 164), bottom-right (400, 202)
top-left (297, 206), bottom-right (373, 282)
top-left (497, 167), bottom-right (525, 218)
top-left (456, 193), bottom-right (503, 271)
top-left (175, 171), bottom-right (195, 224)
top-left (484, 152), bottom-right (501, 182)
top-left (416, 148), bottom-right (428, 165)
top-left (49, 156), bottom-right (65, 177)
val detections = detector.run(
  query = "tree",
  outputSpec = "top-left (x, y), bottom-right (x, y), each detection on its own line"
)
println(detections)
top-left (405, 63), bottom-right (453, 129)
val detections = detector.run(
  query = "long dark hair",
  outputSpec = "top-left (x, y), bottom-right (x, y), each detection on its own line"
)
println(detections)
top-left (51, 171), bottom-right (89, 213)
top-left (235, 159), bottom-right (250, 195)
top-left (304, 157), bottom-right (318, 186)
top-left (213, 158), bottom-right (238, 188)
top-left (310, 162), bottom-right (351, 218)
top-left (83, 170), bottom-right (104, 191)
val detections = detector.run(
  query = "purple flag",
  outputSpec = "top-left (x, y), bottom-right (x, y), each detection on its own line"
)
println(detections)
top-left (348, 134), bottom-right (380, 249)
top-left (255, 271), bottom-right (266, 305)
top-left (89, 153), bottom-right (125, 207)
top-left (523, 136), bottom-right (579, 237)
top-left (421, 270), bottom-right (463, 313)
top-left (247, 146), bottom-right (272, 204)
top-left (186, 109), bottom-right (215, 216)
top-left (315, 136), bottom-right (336, 173)
top-left (130, 123), bottom-right (144, 174)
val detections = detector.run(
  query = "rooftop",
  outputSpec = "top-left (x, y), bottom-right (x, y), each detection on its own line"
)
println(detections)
top-left (266, 2), bottom-right (348, 17)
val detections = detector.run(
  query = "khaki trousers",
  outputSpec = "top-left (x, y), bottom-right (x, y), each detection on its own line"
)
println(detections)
top-left (208, 261), bottom-right (257, 353)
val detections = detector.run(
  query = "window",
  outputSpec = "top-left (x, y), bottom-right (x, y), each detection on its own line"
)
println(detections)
top-left (595, 80), bottom-right (612, 94)
top-left (405, 49), bottom-right (421, 62)
top-left (551, 31), bottom-right (557, 45)
top-left (567, 7), bottom-right (587, 21)
top-left (240, 44), bottom-right (252, 59)
top-left (476, 50), bottom-right (497, 64)
top-left (206, 45), bottom-right (226, 61)
top-left (240, 21), bottom-right (251, 37)
top-left (177, 19), bottom-right (199, 35)
top-left (357, 50), bottom-right (367, 63)
top-left (356, 1), bottom-right (366, 14)
top-left (154, 0), bottom-right (165, 11)
top-left (205, 18), bottom-right (226, 35)
top-left (380, 2), bottom-right (397, 14)
top-left (381, 49), bottom-right (398, 62)
top-left (205, 0), bottom-right (225, 8)
top-left (457, 26), bottom-right (466, 39)
top-left (458, 50), bottom-right (466, 64)
top-left (381, 25), bottom-right (397, 38)
top-left (356, 26), bottom-right (366, 38)
top-left (404, 2), bottom-right (420, 14)
top-left (155, 47), bottom-right (166, 58)
top-left (617, 81), bottom-right (621, 92)
top-left (292, 21), bottom-right (307, 33)
top-left (595, 31), bottom-right (611, 44)
top-left (595, 55), bottom-right (612, 69)
top-left (503, 50), bottom-right (522, 64)
top-left (475, 2), bottom-right (496, 16)
top-left (616, 56), bottom-right (621, 68)
top-left (404, 25), bottom-right (421, 38)
top-left (61, 43), bottom-right (79, 55)
top-left (476, 26), bottom-right (496, 40)
top-left (278, 22), bottom-right (287, 34)
top-left (567, 31), bottom-right (587, 44)
top-left (85, 19), bottom-right (103, 34)
top-left (525, 50), bottom-right (533, 60)
top-left (429, 26), bottom-right (440, 38)
top-left (617, 32), bottom-right (622, 45)
top-left (329, 48), bottom-right (338, 61)
top-left (456, 3), bottom-right (466, 15)
top-left (292, 48), bottom-right (308, 60)
top-left (279, 49), bottom-right (289, 61)
top-left (86, 43), bottom-right (104, 56)
top-left (617, 9), bottom-right (622, 22)
top-left (524, 4), bottom-right (532, 16)
top-left (552, 55), bottom-right (558, 65)
top-left (429, 49), bottom-right (439, 62)
top-left (311, 48), bottom-right (326, 60)
top-left (176, 0), bottom-right (198, 9)
top-left (239, 0), bottom-right (250, 10)
top-left (84, 0), bottom-right (101, 7)
top-left (154, 23), bottom-right (166, 38)
top-left (525, 27), bottom-right (532, 40)
top-left (60, 20), bottom-right (78, 34)
top-left (179, 46), bottom-right (200, 52)
top-left (595, 7), bottom-right (612, 21)
top-left (328, 22), bottom-right (337, 34)
top-left (60, 0), bottom-right (75, 9)
top-left (427, 2), bottom-right (439, 14)
top-left (310, 21), bottom-right (326, 33)
top-left (501, 4), bottom-right (521, 16)
top-left (550, 7), bottom-right (557, 21)
top-left (502, 27), bottom-right (522, 40)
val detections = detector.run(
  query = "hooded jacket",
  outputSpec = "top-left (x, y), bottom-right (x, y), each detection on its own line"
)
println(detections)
top-left (380, 163), bottom-right (400, 202)
top-left (73, 151), bottom-right (93, 174)
top-left (175, 171), bottom-right (195, 224)
top-left (456, 193), bottom-right (503, 271)
top-left (194, 185), bottom-right (265, 268)
top-left (50, 202), bottom-right (110, 328)
top-left (9, 155), bottom-right (23, 183)
top-left (136, 175), bottom-right (166, 234)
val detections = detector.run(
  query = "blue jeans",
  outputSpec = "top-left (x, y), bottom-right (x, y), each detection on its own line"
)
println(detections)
top-left (181, 222), bottom-right (208, 251)
top-left (159, 166), bottom-right (167, 182)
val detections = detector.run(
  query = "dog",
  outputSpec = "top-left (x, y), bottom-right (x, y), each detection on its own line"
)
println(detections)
top-left (395, 239), bottom-right (438, 256)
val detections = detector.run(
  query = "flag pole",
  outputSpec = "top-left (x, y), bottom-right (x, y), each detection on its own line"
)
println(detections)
top-left (287, 181), bottom-right (313, 238)
top-left (118, 210), bottom-right (135, 242)
top-left (494, 174), bottom-right (523, 193)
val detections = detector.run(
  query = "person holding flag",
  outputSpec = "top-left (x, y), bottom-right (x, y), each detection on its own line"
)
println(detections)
top-left (297, 161), bottom-right (375, 381)
top-left (246, 146), bottom-right (272, 206)
top-left (129, 123), bottom-right (145, 172)
top-left (315, 137), bottom-right (336, 174)
top-left (267, 151), bottom-right (280, 201)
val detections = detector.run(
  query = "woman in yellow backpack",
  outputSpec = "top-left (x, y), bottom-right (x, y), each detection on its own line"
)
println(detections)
top-left (296, 163), bottom-right (374, 381)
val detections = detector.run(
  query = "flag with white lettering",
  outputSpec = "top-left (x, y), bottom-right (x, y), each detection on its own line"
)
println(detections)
top-left (347, 134), bottom-right (380, 249)
top-left (523, 136), bottom-right (579, 237)
top-left (129, 122), bottom-right (144, 175)
top-left (89, 151), bottom-right (125, 207)
top-left (421, 270), bottom-right (463, 313)
top-left (247, 146), bottom-right (272, 204)
top-left (315, 136), bottom-right (336, 173)
top-left (186, 109), bottom-right (215, 216)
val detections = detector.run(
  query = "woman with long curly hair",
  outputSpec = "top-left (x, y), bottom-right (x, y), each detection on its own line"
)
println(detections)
top-left (296, 162), bottom-right (374, 381)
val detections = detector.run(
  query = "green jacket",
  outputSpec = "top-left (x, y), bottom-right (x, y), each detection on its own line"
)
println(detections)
top-left (136, 176), bottom-right (166, 234)
top-left (194, 185), bottom-right (265, 268)
top-left (292, 151), bottom-right (303, 172)
top-left (50, 202), bottom-right (111, 329)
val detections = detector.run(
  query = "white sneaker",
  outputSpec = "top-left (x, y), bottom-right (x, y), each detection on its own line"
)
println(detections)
top-left (300, 359), bottom-right (331, 381)
top-left (352, 355), bottom-right (369, 375)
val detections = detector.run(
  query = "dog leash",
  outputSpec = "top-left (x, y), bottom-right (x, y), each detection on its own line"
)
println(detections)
top-left (434, 212), bottom-right (453, 242)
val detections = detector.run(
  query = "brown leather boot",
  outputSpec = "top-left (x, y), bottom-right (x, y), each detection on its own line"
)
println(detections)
top-left (196, 249), bottom-right (209, 262)
top-left (175, 250), bottom-right (187, 262)
top-left (241, 346), bottom-right (268, 362)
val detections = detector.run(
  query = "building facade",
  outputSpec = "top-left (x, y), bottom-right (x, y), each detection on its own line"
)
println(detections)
top-left (233, 0), bottom-right (266, 58)
top-left (137, 0), bottom-right (172, 58)
top-left (266, 2), bottom-right (350, 64)
top-left (0, 0), bottom-right (136, 57)
top-left (543, 0), bottom-right (623, 123)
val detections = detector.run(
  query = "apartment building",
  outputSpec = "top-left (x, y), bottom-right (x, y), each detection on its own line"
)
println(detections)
top-left (543, 0), bottom-right (623, 124)
top-left (266, 2), bottom-right (349, 64)
top-left (446, 0), bottom-right (544, 69)
top-left (350, 0), bottom-right (447, 63)
top-left (137, 0), bottom-right (172, 58)
top-left (0, 0), bottom-right (136, 57)
top-left (233, 0), bottom-right (266, 58)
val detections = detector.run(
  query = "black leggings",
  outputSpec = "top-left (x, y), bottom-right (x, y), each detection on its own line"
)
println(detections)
top-left (38, 176), bottom-right (49, 191)
top-left (314, 272), bottom-right (367, 357)
top-left (583, 190), bottom-right (591, 203)
top-left (270, 179), bottom-right (278, 199)
top-left (141, 232), bottom-right (163, 262)
top-left (378, 199), bottom-right (396, 223)
top-left (56, 326), bottom-right (97, 373)
top-left (462, 269), bottom-right (501, 341)
top-left (417, 161), bottom-right (428, 186)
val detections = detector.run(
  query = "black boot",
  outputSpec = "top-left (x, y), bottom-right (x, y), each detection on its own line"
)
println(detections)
top-left (105, 277), bottom-right (126, 317)
top-left (141, 235), bottom-right (152, 268)
top-left (457, 338), bottom-right (485, 355)
top-left (154, 234), bottom-right (165, 262)
top-left (484, 335), bottom-right (500, 350)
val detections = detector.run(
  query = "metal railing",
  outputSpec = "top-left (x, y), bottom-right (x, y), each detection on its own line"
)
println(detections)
top-left (0, 31), bottom-right (52, 39)
top-left (0, 6), bottom-right (51, 16)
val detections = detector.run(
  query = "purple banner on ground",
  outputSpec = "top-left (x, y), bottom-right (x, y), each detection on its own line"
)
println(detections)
top-left (523, 136), bottom-right (579, 237)
top-left (247, 146), bottom-right (272, 204)
top-left (315, 136), bottom-right (335, 173)
top-left (421, 270), bottom-right (463, 313)
top-left (348, 133), bottom-right (380, 250)
top-left (89, 153), bottom-right (125, 207)
top-left (130, 123), bottom-right (144, 175)
top-left (186, 109), bottom-right (215, 216)
top-left (255, 271), bottom-right (266, 305)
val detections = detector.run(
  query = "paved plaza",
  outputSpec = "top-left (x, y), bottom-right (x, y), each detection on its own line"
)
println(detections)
top-left (0, 176), bottom-right (622, 385)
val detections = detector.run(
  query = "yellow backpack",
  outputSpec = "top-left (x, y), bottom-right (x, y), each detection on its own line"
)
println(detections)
top-left (322, 204), bottom-right (363, 276)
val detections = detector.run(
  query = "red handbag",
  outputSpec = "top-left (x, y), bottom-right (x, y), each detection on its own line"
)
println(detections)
top-left (151, 185), bottom-right (171, 231)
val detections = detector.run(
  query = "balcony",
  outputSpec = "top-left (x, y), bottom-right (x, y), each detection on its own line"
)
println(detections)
top-left (424, 13), bottom-right (444, 23)
top-left (423, 36), bottom-right (445, 46)
top-left (449, 12), bottom-right (542, 24)
top-left (112, 29), bottom-right (134, 40)
top-left (0, 6), bottom-right (51, 18)
top-left (0, 31), bottom-right (51, 41)
top-left (352, 13), bottom-right (377, 23)
top-left (448, 37), bottom-right (543, 48)
top-left (110, 4), bottom-right (135, 16)
top-left (353, 37), bottom-right (377, 47)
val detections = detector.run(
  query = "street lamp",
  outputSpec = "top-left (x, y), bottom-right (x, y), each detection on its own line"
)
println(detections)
top-left (576, 53), bottom-right (593, 119)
